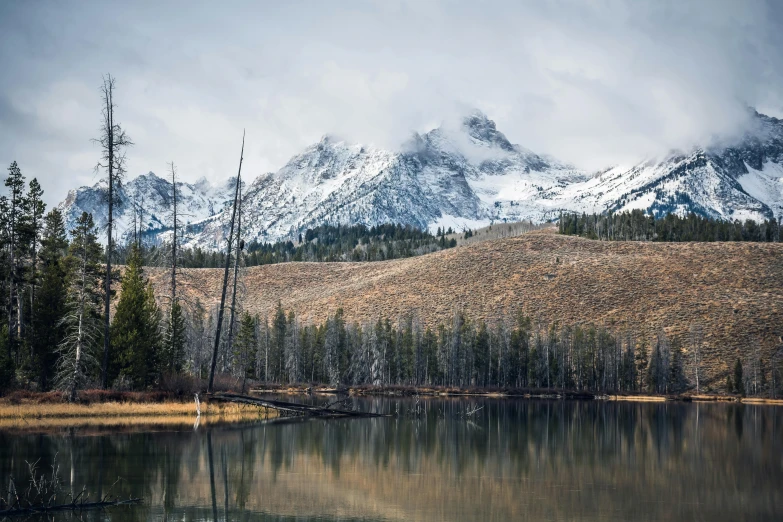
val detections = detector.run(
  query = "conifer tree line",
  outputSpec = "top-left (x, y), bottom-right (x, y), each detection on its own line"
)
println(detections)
top-left (0, 161), bottom-right (172, 394)
top-left (559, 209), bottom-right (781, 242)
top-left (0, 75), bottom-right (179, 398)
top-left (114, 222), bottom-right (458, 269)
top-left (180, 306), bottom-right (779, 397)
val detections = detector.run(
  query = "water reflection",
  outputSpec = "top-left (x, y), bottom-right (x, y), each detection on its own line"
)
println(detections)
top-left (0, 398), bottom-right (781, 521)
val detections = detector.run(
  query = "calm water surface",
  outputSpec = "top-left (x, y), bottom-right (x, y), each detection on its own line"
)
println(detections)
top-left (1, 397), bottom-right (781, 521)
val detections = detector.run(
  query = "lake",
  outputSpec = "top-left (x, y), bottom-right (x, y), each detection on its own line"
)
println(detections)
top-left (1, 397), bottom-right (781, 521)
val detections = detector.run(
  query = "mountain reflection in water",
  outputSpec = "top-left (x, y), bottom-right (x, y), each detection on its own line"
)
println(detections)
top-left (1, 397), bottom-right (781, 521)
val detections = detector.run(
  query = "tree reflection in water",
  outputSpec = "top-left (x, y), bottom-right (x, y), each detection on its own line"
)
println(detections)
top-left (0, 398), bottom-right (781, 521)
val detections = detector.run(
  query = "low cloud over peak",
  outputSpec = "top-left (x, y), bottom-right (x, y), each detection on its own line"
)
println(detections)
top-left (1, 0), bottom-right (781, 205)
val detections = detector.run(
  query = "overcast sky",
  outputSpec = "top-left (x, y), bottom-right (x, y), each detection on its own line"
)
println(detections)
top-left (1, 0), bottom-right (782, 206)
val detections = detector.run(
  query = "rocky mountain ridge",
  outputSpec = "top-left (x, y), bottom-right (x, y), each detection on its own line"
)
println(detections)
top-left (58, 110), bottom-right (783, 249)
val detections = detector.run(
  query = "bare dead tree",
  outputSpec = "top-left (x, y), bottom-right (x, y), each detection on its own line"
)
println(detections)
top-left (208, 131), bottom-right (244, 393)
top-left (56, 213), bottom-right (102, 402)
top-left (131, 195), bottom-right (138, 246)
top-left (225, 181), bottom-right (243, 363)
top-left (690, 323), bottom-right (703, 394)
top-left (93, 74), bottom-right (132, 389)
top-left (772, 343), bottom-right (783, 399)
top-left (137, 195), bottom-right (145, 250)
top-left (170, 162), bottom-right (178, 311)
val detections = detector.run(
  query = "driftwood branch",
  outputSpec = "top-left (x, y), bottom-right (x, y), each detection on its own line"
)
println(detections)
top-left (0, 456), bottom-right (141, 518)
top-left (209, 393), bottom-right (389, 418)
top-left (0, 497), bottom-right (142, 517)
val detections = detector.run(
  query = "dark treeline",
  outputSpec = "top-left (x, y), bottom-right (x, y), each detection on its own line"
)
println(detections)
top-left (0, 161), bottom-right (168, 395)
top-left (559, 209), bottom-right (782, 242)
top-left (246, 223), bottom-right (457, 265)
top-left (205, 306), bottom-right (776, 398)
top-left (114, 223), bottom-right (458, 268)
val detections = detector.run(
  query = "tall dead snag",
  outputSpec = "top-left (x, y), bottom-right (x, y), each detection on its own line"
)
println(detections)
top-left (226, 181), bottom-right (243, 365)
top-left (208, 131), bottom-right (244, 393)
top-left (94, 74), bottom-right (132, 389)
top-left (170, 162), bottom-right (178, 311)
top-left (164, 162), bottom-right (186, 373)
top-left (690, 323), bottom-right (703, 394)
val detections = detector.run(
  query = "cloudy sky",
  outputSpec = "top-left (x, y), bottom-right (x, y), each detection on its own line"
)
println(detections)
top-left (1, 0), bottom-right (782, 206)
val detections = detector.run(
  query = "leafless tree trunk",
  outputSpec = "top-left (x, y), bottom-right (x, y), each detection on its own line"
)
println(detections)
top-left (69, 256), bottom-right (88, 402)
top-left (94, 74), bottom-right (132, 389)
top-left (208, 131), bottom-right (244, 393)
top-left (168, 162), bottom-right (179, 368)
top-left (690, 323), bottom-right (703, 394)
top-left (57, 239), bottom-right (99, 402)
top-left (226, 181), bottom-right (243, 365)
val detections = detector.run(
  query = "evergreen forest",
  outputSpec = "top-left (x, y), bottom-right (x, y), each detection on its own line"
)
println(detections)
top-left (559, 210), bottom-right (781, 242)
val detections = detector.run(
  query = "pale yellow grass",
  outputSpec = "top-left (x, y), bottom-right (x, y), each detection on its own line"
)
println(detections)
top-left (735, 397), bottom-right (783, 406)
top-left (608, 395), bottom-right (667, 402)
top-left (0, 400), bottom-right (276, 431)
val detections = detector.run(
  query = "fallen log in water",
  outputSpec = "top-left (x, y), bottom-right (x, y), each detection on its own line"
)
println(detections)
top-left (0, 498), bottom-right (142, 517)
top-left (209, 393), bottom-right (390, 418)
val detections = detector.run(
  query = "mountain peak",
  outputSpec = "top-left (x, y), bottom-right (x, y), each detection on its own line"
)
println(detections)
top-left (193, 176), bottom-right (212, 192)
top-left (461, 111), bottom-right (514, 151)
top-left (56, 110), bottom-right (783, 250)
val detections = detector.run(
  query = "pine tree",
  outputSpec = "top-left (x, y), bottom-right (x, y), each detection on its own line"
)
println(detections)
top-left (734, 358), bottom-right (745, 396)
top-left (668, 341), bottom-right (686, 393)
top-left (271, 301), bottom-right (286, 382)
top-left (29, 209), bottom-right (68, 390)
top-left (234, 312), bottom-right (257, 389)
top-left (162, 300), bottom-right (186, 374)
top-left (5, 162), bottom-right (26, 362)
top-left (57, 212), bottom-right (103, 401)
top-left (646, 341), bottom-right (660, 393)
top-left (635, 339), bottom-right (649, 392)
top-left (110, 244), bottom-right (161, 389)
top-left (0, 326), bottom-right (13, 392)
top-left (23, 178), bottom-right (45, 333)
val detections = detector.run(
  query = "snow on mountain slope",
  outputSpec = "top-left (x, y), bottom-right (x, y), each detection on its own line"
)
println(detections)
top-left (559, 111), bottom-right (783, 222)
top-left (738, 161), bottom-right (783, 218)
top-left (57, 173), bottom-right (237, 243)
top-left (57, 110), bottom-right (783, 250)
top-left (187, 111), bottom-right (588, 248)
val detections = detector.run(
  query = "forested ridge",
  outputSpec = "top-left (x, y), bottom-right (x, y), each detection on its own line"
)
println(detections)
top-left (121, 223), bottom-right (458, 268)
top-left (559, 209), bottom-right (782, 242)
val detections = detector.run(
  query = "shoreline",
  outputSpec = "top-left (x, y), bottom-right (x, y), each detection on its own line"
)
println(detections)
top-left (2, 384), bottom-right (782, 432)
top-left (251, 384), bottom-right (783, 405)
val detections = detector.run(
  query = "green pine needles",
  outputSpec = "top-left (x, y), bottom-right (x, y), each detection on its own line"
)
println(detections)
top-left (110, 244), bottom-right (162, 389)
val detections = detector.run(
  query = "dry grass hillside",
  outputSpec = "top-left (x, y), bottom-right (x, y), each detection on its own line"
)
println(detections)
top-left (149, 231), bottom-right (783, 387)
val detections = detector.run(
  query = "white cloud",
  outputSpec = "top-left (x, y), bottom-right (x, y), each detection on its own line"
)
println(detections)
top-left (0, 0), bottom-right (781, 205)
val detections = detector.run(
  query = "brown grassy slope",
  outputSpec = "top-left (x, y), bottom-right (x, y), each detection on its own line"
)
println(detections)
top-left (150, 232), bottom-right (783, 387)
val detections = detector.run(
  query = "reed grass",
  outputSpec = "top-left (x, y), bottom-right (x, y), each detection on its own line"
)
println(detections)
top-left (0, 399), bottom-right (275, 431)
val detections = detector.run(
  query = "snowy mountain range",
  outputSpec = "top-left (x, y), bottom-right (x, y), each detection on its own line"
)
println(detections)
top-left (58, 110), bottom-right (783, 250)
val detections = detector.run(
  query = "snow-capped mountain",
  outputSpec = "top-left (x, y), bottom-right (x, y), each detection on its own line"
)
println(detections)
top-left (57, 110), bottom-right (783, 250)
top-left (190, 111), bottom-right (591, 248)
top-left (57, 173), bottom-right (239, 244)
top-left (556, 111), bottom-right (783, 222)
